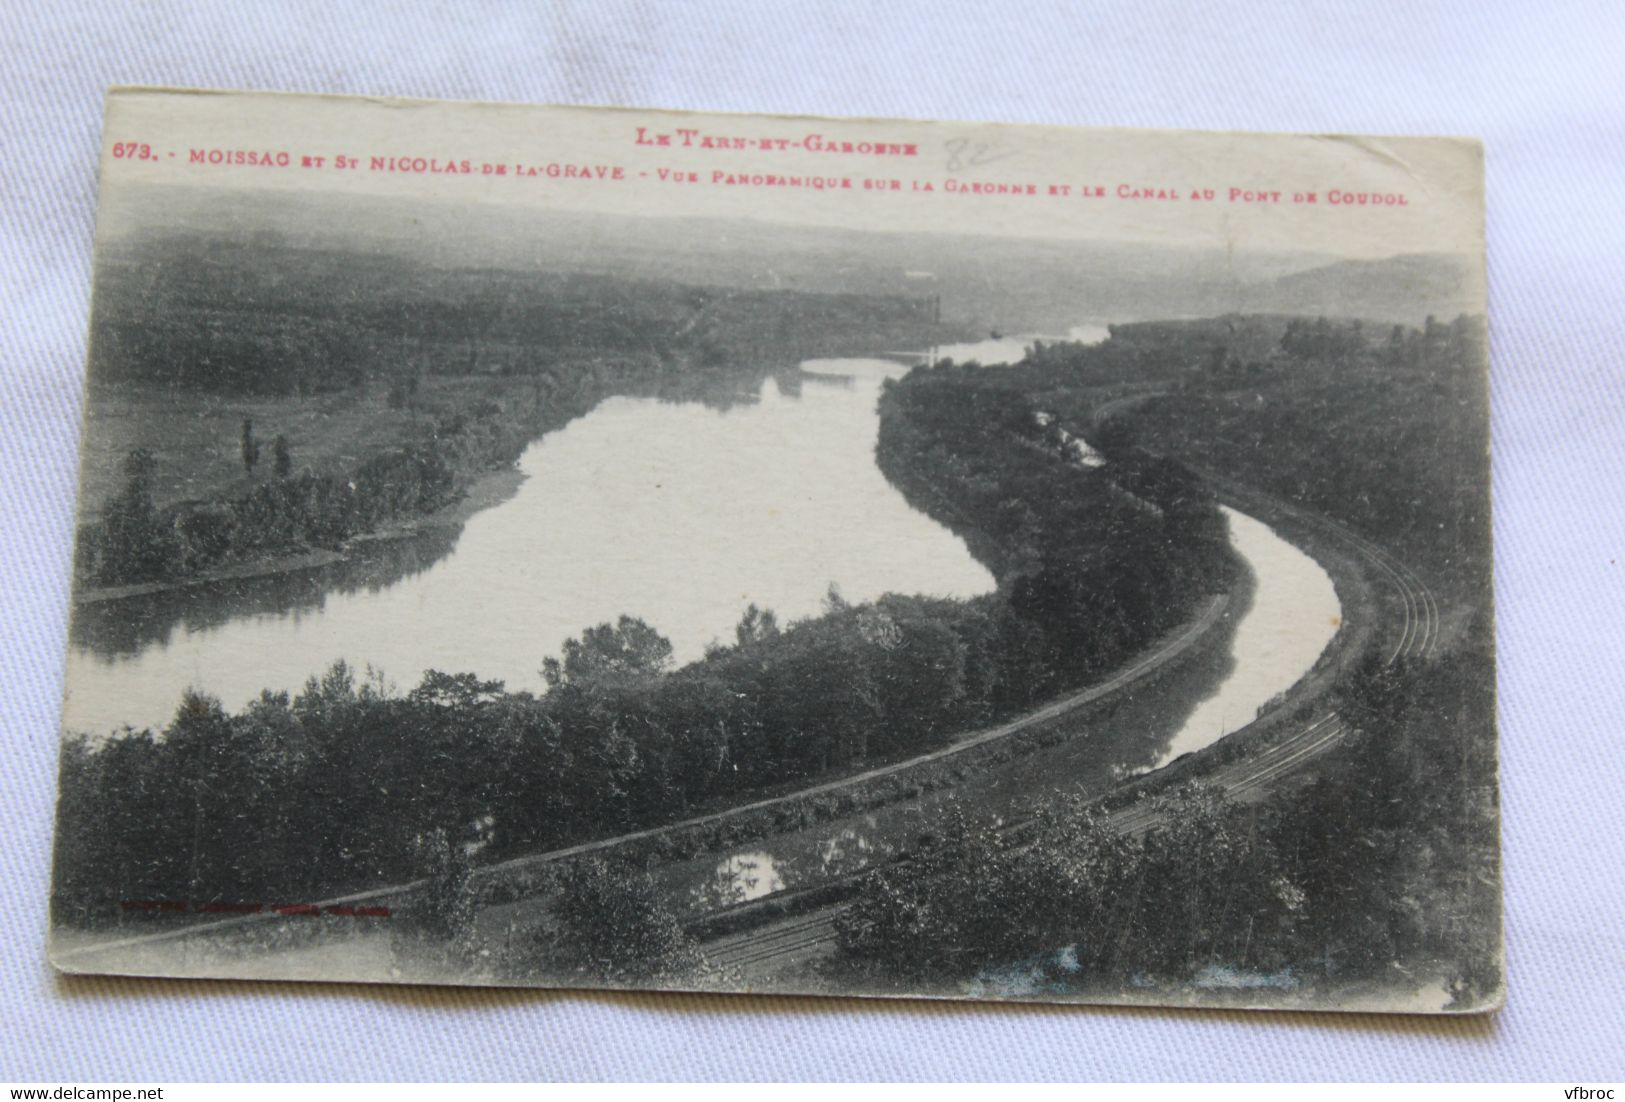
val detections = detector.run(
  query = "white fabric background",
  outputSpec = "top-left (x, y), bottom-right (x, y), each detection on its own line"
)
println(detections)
top-left (3, 0), bottom-right (1622, 1082)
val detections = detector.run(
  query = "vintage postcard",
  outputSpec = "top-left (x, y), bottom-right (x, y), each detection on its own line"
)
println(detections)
top-left (50, 89), bottom-right (1501, 1013)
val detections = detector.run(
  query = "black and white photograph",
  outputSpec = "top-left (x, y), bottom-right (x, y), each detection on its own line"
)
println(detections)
top-left (48, 90), bottom-right (1501, 1014)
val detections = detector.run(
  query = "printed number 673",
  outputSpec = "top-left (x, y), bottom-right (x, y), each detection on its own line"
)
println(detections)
top-left (112, 142), bottom-right (155, 160)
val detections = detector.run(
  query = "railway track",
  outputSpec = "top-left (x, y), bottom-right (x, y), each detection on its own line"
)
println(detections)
top-left (697, 469), bottom-right (1442, 977)
top-left (55, 544), bottom-right (1231, 966)
top-left (707, 912), bottom-right (844, 970)
top-left (57, 396), bottom-right (1444, 979)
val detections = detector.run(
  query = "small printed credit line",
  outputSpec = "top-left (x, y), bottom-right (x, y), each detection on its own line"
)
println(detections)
top-left (116, 899), bottom-right (390, 917)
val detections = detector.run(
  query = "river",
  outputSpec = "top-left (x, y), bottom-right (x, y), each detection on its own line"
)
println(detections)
top-left (63, 363), bottom-right (997, 737)
top-left (60, 345), bottom-right (1347, 988)
top-left (63, 345), bottom-right (1338, 860)
top-left (679, 503), bottom-right (1341, 910)
top-left (1147, 506), bottom-right (1340, 768)
top-left (916, 324), bottom-right (1112, 367)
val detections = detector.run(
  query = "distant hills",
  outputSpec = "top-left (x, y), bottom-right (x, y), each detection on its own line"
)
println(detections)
top-left (104, 185), bottom-right (1482, 332)
top-left (1236, 253), bottom-right (1479, 324)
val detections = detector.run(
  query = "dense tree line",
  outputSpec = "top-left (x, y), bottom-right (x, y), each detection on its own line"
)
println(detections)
top-left (78, 348), bottom-right (791, 589)
top-left (834, 641), bottom-right (1501, 1007)
top-left (855, 314), bottom-right (1501, 1004)
top-left (1012, 314), bottom-right (1491, 605)
top-left (76, 395), bottom-right (528, 587)
top-left (90, 235), bottom-right (948, 397)
top-left (79, 255), bottom-right (953, 589)
top-left (877, 369), bottom-right (1233, 679)
top-left (89, 238), bottom-right (719, 397)
top-left (54, 370), bottom-right (1234, 925)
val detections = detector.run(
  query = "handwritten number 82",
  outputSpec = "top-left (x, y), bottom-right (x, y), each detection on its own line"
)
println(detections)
top-left (944, 137), bottom-right (1013, 173)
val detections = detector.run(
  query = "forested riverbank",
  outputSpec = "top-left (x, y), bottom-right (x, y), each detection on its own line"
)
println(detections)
top-left (829, 638), bottom-right (1499, 1010)
top-left (1013, 312), bottom-right (1493, 605)
top-left (53, 365), bottom-right (1235, 929)
top-left (75, 239), bottom-right (960, 595)
top-left (820, 316), bottom-right (1501, 1010)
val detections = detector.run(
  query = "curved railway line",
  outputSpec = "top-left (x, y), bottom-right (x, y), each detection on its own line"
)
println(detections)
top-left (56, 394), bottom-right (1445, 982)
top-left (700, 439), bottom-right (1443, 977)
top-left (55, 542), bottom-right (1232, 965)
